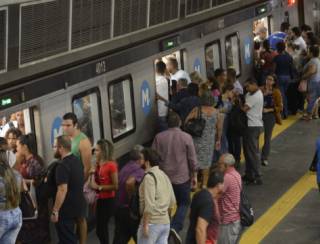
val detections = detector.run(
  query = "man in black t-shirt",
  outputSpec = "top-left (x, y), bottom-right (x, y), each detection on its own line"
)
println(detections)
top-left (51, 135), bottom-right (86, 244)
top-left (186, 171), bottom-right (224, 244)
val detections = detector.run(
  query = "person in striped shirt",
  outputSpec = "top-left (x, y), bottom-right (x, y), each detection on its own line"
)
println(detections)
top-left (217, 154), bottom-right (242, 244)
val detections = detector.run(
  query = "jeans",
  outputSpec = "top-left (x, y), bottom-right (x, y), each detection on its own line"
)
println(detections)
top-left (261, 113), bottom-right (276, 161)
top-left (243, 127), bottom-right (262, 179)
top-left (0, 208), bottom-right (22, 244)
top-left (217, 220), bottom-right (242, 244)
top-left (113, 207), bottom-right (139, 244)
top-left (171, 181), bottom-right (191, 232)
top-left (96, 198), bottom-right (115, 244)
top-left (307, 80), bottom-right (320, 113)
top-left (55, 218), bottom-right (77, 244)
top-left (278, 75), bottom-right (291, 117)
top-left (137, 224), bottom-right (170, 244)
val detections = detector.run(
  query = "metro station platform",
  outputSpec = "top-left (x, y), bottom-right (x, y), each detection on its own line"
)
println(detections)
top-left (86, 115), bottom-right (320, 244)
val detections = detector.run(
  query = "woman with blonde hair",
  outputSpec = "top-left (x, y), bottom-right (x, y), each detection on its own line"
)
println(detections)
top-left (0, 150), bottom-right (22, 244)
top-left (90, 139), bottom-right (118, 244)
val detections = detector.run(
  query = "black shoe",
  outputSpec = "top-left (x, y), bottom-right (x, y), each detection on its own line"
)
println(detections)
top-left (309, 165), bottom-right (317, 172)
top-left (242, 175), bottom-right (254, 184)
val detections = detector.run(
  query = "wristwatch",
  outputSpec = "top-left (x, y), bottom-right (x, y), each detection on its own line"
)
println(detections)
top-left (98, 186), bottom-right (103, 191)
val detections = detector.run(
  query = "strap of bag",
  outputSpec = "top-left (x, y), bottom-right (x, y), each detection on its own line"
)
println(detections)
top-left (197, 105), bottom-right (202, 119)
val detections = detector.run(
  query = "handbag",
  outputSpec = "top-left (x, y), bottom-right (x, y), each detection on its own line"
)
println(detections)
top-left (20, 181), bottom-right (38, 220)
top-left (83, 175), bottom-right (97, 205)
top-left (184, 106), bottom-right (206, 137)
top-left (298, 80), bottom-right (307, 93)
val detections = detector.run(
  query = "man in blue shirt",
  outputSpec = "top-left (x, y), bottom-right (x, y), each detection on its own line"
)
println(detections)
top-left (268, 22), bottom-right (290, 50)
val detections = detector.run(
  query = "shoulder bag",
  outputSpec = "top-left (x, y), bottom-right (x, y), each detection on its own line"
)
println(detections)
top-left (20, 180), bottom-right (38, 220)
top-left (184, 106), bottom-right (206, 137)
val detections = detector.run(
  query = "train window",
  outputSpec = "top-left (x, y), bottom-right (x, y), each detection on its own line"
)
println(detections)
top-left (72, 88), bottom-right (103, 145)
top-left (225, 33), bottom-right (241, 76)
top-left (0, 109), bottom-right (33, 137)
top-left (253, 17), bottom-right (270, 37)
top-left (157, 50), bottom-right (185, 70)
top-left (108, 78), bottom-right (135, 141)
top-left (205, 40), bottom-right (222, 78)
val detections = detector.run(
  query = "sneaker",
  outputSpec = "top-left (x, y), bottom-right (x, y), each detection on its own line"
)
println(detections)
top-left (261, 160), bottom-right (269, 166)
top-left (169, 228), bottom-right (182, 244)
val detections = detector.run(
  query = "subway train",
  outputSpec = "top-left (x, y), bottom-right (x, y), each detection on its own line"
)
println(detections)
top-left (0, 0), bottom-right (319, 163)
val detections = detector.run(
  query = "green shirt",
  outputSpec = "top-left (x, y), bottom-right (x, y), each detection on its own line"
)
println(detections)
top-left (71, 132), bottom-right (88, 160)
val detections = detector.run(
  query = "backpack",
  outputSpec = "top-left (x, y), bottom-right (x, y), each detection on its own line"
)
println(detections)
top-left (230, 173), bottom-right (254, 227)
top-left (239, 189), bottom-right (254, 227)
top-left (36, 161), bottom-right (59, 201)
top-left (228, 104), bottom-right (247, 136)
top-left (129, 172), bottom-right (157, 221)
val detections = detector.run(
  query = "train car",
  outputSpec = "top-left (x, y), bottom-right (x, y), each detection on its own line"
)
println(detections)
top-left (0, 0), bottom-right (314, 163)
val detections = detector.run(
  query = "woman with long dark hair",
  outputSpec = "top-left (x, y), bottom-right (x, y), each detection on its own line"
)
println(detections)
top-left (0, 150), bottom-right (22, 244)
top-left (16, 133), bottom-right (50, 244)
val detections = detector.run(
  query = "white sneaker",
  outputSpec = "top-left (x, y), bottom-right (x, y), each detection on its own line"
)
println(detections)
top-left (261, 160), bottom-right (269, 166)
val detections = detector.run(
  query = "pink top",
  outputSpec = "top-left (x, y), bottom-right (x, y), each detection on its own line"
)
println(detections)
top-left (218, 167), bottom-right (241, 224)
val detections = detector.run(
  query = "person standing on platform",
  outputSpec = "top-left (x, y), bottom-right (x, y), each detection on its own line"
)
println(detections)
top-left (89, 139), bottom-right (118, 244)
top-left (114, 145), bottom-right (145, 244)
top-left (137, 148), bottom-right (176, 244)
top-left (217, 154), bottom-right (242, 244)
top-left (167, 57), bottom-right (191, 95)
top-left (273, 41), bottom-right (294, 119)
top-left (268, 22), bottom-right (290, 50)
top-left (185, 171), bottom-right (224, 244)
top-left (16, 133), bottom-right (50, 244)
top-left (155, 61), bottom-right (169, 132)
top-left (242, 79), bottom-right (264, 185)
top-left (152, 111), bottom-right (198, 238)
top-left (51, 135), bottom-right (86, 244)
top-left (261, 75), bottom-right (283, 166)
top-left (62, 112), bottom-right (92, 244)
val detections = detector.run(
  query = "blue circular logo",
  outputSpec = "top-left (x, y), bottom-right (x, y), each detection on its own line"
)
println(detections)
top-left (51, 116), bottom-right (62, 146)
top-left (141, 80), bottom-right (152, 115)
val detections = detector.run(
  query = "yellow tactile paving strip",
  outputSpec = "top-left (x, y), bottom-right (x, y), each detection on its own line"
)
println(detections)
top-left (129, 115), bottom-right (309, 244)
top-left (240, 115), bottom-right (318, 244)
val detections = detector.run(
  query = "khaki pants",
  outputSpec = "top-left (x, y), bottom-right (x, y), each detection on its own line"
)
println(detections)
top-left (218, 220), bottom-right (241, 244)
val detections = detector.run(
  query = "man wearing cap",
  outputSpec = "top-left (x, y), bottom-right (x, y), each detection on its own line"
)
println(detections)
top-left (242, 79), bottom-right (264, 185)
top-left (217, 153), bottom-right (242, 244)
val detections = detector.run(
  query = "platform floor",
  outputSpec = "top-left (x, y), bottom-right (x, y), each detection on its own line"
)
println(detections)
top-left (84, 116), bottom-right (320, 244)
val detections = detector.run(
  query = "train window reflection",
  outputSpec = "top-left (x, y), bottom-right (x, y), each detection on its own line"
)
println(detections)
top-left (205, 40), bottom-right (222, 78)
top-left (0, 109), bottom-right (32, 137)
top-left (108, 78), bottom-right (135, 140)
top-left (225, 33), bottom-right (241, 76)
top-left (72, 90), bottom-right (102, 145)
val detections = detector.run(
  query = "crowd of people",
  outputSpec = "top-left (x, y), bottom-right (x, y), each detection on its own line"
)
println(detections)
top-left (0, 22), bottom-right (319, 244)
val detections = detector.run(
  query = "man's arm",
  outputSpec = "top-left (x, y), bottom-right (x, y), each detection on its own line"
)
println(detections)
top-left (51, 184), bottom-right (68, 223)
top-left (196, 217), bottom-right (209, 244)
top-left (79, 138), bottom-right (92, 180)
top-left (141, 175), bottom-right (156, 236)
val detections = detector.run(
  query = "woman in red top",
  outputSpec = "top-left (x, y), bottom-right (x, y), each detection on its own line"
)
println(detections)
top-left (90, 139), bottom-right (118, 244)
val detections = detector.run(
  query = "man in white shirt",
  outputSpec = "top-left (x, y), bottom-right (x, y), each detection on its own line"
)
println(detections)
top-left (242, 79), bottom-right (264, 185)
top-left (155, 61), bottom-right (169, 132)
top-left (167, 57), bottom-right (191, 89)
top-left (291, 26), bottom-right (307, 52)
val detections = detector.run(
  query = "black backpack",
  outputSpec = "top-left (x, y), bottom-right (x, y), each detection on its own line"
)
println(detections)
top-left (129, 172), bottom-right (157, 221)
top-left (239, 189), bottom-right (254, 227)
top-left (228, 104), bottom-right (247, 136)
top-left (36, 161), bottom-right (60, 201)
top-left (230, 173), bottom-right (254, 227)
